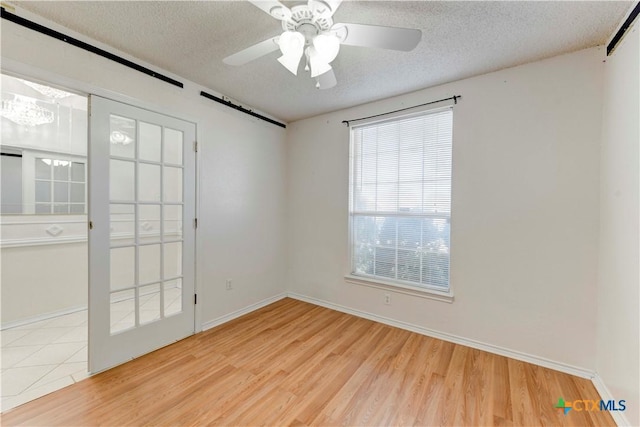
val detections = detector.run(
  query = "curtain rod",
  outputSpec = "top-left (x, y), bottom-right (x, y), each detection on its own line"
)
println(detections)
top-left (342, 95), bottom-right (460, 127)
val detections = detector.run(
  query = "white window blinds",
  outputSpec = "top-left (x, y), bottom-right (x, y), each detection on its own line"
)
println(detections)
top-left (349, 108), bottom-right (452, 291)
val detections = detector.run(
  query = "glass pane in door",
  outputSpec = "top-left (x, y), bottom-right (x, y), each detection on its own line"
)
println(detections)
top-left (139, 204), bottom-right (161, 244)
top-left (110, 290), bottom-right (135, 334)
top-left (139, 244), bottom-right (161, 284)
top-left (164, 279), bottom-right (182, 317)
top-left (110, 160), bottom-right (135, 201)
top-left (163, 242), bottom-right (182, 279)
top-left (139, 283), bottom-right (161, 325)
top-left (163, 167), bottom-right (182, 203)
top-left (164, 128), bottom-right (183, 165)
top-left (139, 122), bottom-right (161, 162)
top-left (110, 246), bottom-right (135, 291)
top-left (110, 204), bottom-right (135, 246)
top-left (163, 205), bottom-right (182, 240)
top-left (138, 164), bottom-right (161, 202)
top-left (110, 115), bottom-right (136, 158)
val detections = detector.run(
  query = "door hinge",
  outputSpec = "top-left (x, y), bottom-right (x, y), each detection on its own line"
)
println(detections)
top-left (88, 220), bottom-right (94, 230)
top-left (193, 141), bottom-right (198, 152)
top-left (194, 218), bottom-right (198, 229)
top-left (194, 294), bottom-right (197, 305)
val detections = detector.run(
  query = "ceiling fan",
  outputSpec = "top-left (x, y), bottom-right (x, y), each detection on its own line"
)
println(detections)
top-left (223, 0), bottom-right (422, 89)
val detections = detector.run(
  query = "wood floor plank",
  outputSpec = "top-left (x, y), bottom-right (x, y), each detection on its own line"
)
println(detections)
top-left (493, 353), bottom-right (514, 423)
top-left (508, 358), bottom-right (539, 427)
top-left (0, 298), bottom-right (615, 427)
top-left (414, 372), bottom-right (446, 426)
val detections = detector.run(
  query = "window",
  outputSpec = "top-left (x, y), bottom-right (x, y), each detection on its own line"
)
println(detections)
top-left (1, 152), bottom-right (23, 214)
top-left (348, 107), bottom-right (453, 296)
top-left (35, 157), bottom-right (86, 214)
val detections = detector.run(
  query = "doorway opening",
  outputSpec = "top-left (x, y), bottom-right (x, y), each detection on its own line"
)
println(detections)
top-left (1, 73), bottom-right (89, 411)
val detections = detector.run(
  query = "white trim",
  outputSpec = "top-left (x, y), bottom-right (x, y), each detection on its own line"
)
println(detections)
top-left (0, 231), bottom-right (182, 248)
top-left (0, 144), bottom-right (87, 159)
top-left (1, 305), bottom-right (87, 330)
top-left (287, 292), bottom-right (595, 379)
top-left (201, 293), bottom-right (287, 331)
top-left (592, 374), bottom-right (630, 427)
top-left (193, 124), bottom-right (202, 334)
top-left (0, 218), bottom-right (87, 225)
top-left (351, 211), bottom-right (450, 219)
top-left (345, 274), bottom-right (454, 303)
top-left (0, 235), bottom-right (87, 248)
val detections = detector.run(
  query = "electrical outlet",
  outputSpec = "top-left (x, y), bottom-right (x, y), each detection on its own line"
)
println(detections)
top-left (384, 293), bottom-right (391, 305)
top-left (226, 279), bottom-right (232, 290)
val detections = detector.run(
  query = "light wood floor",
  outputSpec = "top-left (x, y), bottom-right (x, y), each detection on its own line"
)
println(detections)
top-left (1, 298), bottom-right (613, 426)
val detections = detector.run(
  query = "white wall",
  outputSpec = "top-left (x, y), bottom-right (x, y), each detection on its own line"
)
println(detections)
top-left (1, 241), bottom-right (87, 324)
top-left (597, 19), bottom-right (640, 426)
top-left (286, 47), bottom-right (604, 371)
top-left (0, 9), bottom-right (288, 328)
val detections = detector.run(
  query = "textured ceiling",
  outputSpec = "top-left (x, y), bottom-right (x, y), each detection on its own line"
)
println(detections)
top-left (12, 1), bottom-right (631, 122)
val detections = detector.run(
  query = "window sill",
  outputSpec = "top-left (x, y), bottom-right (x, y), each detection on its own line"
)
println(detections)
top-left (344, 274), bottom-right (454, 303)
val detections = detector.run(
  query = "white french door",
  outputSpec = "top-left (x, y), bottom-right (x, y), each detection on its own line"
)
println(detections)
top-left (88, 95), bottom-right (196, 373)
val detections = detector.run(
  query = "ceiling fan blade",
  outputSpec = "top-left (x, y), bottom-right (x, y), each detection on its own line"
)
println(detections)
top-left (317, 69), bottom-right (337, 90)
top-left (223, 37), bottom-right (280, 66)
top-left (309, 0), bottom-right (343, 17)
top-left (247, 0), bottom-right (292, 21)
top-left (333, 23), bottom-right (422, 51)
top-left (325, 0), bottom-right (343, 15)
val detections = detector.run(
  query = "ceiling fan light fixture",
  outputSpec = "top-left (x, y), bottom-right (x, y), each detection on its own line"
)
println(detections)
top-left (312, 34), bottom-right (340, 63)
top-left (277, 31), bottom-right (305, 75)
top-left (278, 52), bottom-right (303, 75)
top-left (310, 62), bottom-right (332, 78)
top-left (308, 47), bottom-right (332, 78)
top-left (278, 31), bottom-right (304, 56)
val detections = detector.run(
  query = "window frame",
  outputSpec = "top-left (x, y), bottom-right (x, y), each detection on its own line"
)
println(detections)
top-left (346, 104), bottom-right (454, 303)
top-left (0, 146), bottom-right (87, 215)
top-left (34, 154), bottom-right (87, 214)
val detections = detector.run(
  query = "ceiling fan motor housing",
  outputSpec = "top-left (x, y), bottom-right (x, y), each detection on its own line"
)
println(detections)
top-left (281, 4), bottom-right (334, 40)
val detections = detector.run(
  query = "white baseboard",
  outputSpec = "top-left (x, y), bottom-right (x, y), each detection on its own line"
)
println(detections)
top-left (592, 374), bottom-right (631, 427)
top-left (1, 305), bottom-right (87, 330)
top-left (287, 292), bottom-right (595, 380)
top-left (201, 293), bottom-right (287, 331)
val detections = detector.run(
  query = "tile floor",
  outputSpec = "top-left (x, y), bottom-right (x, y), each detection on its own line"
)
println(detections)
top-left (1, 310), bottom-right (88, 412)
top-left (1, 287), bottom-right (183, 412)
